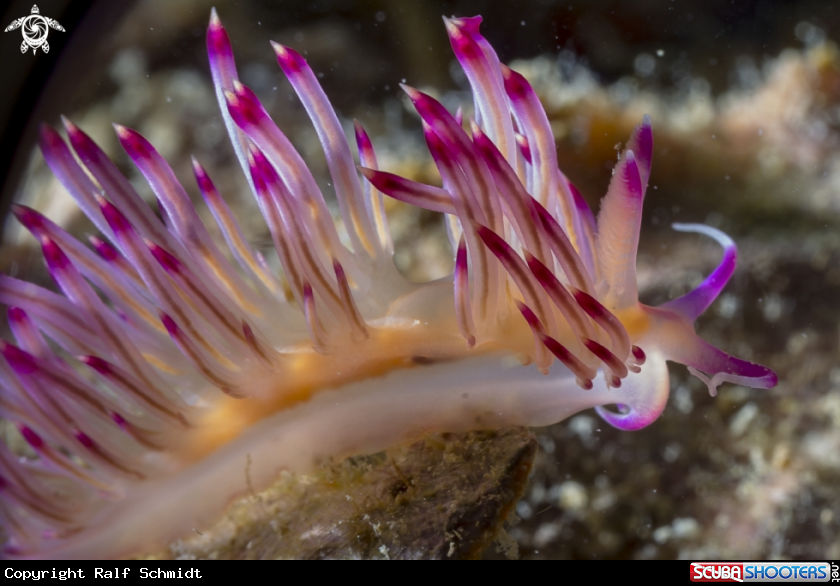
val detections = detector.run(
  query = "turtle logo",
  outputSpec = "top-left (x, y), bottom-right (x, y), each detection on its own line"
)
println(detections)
top-left (5, 5), bottom-right (65, 55)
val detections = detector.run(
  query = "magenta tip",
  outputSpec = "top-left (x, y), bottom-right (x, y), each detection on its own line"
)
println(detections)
top-left (160, 312), bottom-right (179, 336)
top-left (622, 150), bottom-right (642, 197)
top-left (40, 236), bottom-right (69, 269)
top-left (74, 431), bottom-right (95, 449)
top-left (19, 426), bottom-right (44, 449)
top-left (147, 240), bottom-right (181, 273)
top-left (7, 307), bottom-right (27, 323)
top-left (11, 204), bottom-right (43, 230)
top-left (500, 65), bottom-right (529, 99)
top-left (272, 42), bottom-right (305, 73)
top-left (98, 196), bottom-right (132, 232)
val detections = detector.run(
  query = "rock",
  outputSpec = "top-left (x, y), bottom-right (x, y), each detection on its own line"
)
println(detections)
top-left (157, 428), bottom-right (536, 560)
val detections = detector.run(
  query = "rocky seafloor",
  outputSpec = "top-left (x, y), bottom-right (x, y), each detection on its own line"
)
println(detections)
top-left (1, 0), bottom-right (838, 559)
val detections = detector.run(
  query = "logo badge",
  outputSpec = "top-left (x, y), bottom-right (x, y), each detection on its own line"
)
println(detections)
top-left (4, 5), bottom-right (65, 55)
top-left (691, 562), bottom-right (835, 583)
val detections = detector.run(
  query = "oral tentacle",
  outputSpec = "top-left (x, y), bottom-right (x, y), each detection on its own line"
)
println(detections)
top-left (655, 310), bottom-right (777, 397)
top-left (660, 223), bottom-right (738, 321)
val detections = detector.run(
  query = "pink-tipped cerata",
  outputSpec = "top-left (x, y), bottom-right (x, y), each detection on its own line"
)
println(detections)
top-left (454, 234), bottom-right (477, 348)
top-left (444, 16), bottom-right (515, 162)
top-left (272, 42), bottom-right (378, 258)
top-left (354, 121), bottom-right (392, 253)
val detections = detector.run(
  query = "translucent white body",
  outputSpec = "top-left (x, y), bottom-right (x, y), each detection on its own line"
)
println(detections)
top-left (39, 348), bottom-right (667, 559)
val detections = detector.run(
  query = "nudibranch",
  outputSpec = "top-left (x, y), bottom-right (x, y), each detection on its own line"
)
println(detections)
top-left (0, 11), bottom-right (776, 559)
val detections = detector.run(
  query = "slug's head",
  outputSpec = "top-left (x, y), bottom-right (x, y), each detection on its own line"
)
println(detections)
top-left (363, 19), bottom-right (777, 430)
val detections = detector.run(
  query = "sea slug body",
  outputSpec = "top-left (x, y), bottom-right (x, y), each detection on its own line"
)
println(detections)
top-left (0, 11), bottom-right (776, 559)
